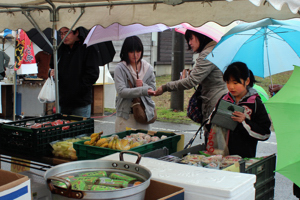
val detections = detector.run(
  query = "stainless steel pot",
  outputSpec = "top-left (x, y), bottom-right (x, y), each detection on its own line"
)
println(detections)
top-left (44, 151), bottom-right (151, 200)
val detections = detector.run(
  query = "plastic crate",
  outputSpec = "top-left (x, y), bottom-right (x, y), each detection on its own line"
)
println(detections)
top-left (73, 130), bottom-right (180, 160)
top-left (0, 114), bottom-right (94, 156)
top-left (143, 147), bottom-right (169, 158)
top-left (243, 154), bottom-right (276, 200)
top-left (169, 144), bottom-right (246, 172)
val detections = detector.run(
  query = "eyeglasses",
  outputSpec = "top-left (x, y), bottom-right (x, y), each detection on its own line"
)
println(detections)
top-left (59, 30), bottom-right (69, 37)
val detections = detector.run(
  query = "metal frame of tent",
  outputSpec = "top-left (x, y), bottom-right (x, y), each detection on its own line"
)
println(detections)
top-left (0, 0), bottom-right (299, 118)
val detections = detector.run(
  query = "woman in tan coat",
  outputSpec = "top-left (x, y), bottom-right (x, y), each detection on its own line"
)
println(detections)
top-left (154, 30), bottom-right (228, 141)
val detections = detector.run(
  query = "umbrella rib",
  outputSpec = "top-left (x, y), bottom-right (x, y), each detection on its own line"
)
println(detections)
top-left (241, 30), bottom-right (295, 45)
top-left (241, 34), bottom-right (264, 44)
top-left (235, 28), bottom-right (267, 44)
top-left (267, 28), bottom-right (300, 57)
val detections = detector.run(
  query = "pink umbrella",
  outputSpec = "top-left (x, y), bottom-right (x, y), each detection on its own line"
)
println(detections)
top-left (84, 23), bottom-right (170, 47)
top-left (175, 21), bottom-right (240, 42)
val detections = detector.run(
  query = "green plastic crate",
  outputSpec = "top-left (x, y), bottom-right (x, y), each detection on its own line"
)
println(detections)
top-left (73, 130), bottom-right (181, 160)
top-left (0, 114), bottom-right (94, 157)
top-left (243, 154), bottom-right (276, 200)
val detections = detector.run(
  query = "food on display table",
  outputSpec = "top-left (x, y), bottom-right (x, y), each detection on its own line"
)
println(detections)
top-left (78, 171), bottom-right (107, 178)
top-left (178, 152), bottom-right (243, 170)
top-left (244, 157), bottom-right (264, 170)
top-left (179, 154), bottom-right (206, 164)
top-left (51, 170), bottom-right (144, 191)
top-left (71, 180), bottom-right (87, 190)
top-left (30, 119), bottom-right (71, 130)
top-left (69, 177), bottom-right (100, 184)
top-left (109, 172), bottom-right (137, 182)
top-left (90, 185), bottom-right (117, 191)
top-left (51, 134), bottom-right (91, 160)
top-left (83, 132), bottom-right (168, 151)
top-left (97, 178), bottom-right (129, 188)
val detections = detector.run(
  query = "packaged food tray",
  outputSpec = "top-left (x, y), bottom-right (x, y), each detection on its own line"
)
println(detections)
top-left (168, 144), bottom-right (245, 172)
top-left (73, 130), bottom-right (180, 160)
top-left (0, 113), bottom-right (94, 156)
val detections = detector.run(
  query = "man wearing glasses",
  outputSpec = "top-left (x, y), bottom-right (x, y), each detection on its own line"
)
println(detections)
top-left (50, 27), bottom-right (99, 117)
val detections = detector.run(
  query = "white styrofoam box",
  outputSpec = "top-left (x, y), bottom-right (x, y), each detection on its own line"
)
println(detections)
top-left (17, 63), bottom-right (38, 75)
top-left (0, 179), bottom-right (31, 200)
top-left (100, 153), bottom-right (256, 200)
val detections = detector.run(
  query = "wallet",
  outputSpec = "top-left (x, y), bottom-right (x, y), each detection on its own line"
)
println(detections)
top-left (211, 100), bottom-right (245, 130)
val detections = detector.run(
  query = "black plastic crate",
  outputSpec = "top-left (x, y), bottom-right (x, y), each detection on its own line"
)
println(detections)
top-left (169, 144), bottom-right (246, 172)
top-left (143, 147), bottom-right (169, 158)
top-left (244, 154), bottom-right (276, 200)
top-left (0, 114), bottom-right (94, 156)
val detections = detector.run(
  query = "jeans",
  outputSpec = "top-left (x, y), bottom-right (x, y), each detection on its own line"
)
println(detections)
top-left (60, 104), bottom-right (91, 118)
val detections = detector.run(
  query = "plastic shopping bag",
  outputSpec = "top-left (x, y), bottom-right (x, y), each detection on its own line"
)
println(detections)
top-left (206, 124), bottom-right (230, 156)
top-left (38, 77), bottom-right (55, 103)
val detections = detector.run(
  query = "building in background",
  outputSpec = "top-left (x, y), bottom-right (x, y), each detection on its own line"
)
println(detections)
top-left (109, 30), bottom-right (194, 77)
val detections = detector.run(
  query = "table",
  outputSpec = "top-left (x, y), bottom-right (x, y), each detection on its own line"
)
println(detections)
top-left (0, 149), bottom-right (72, 171)
top-left (1, 82), bottom-right (113, 117)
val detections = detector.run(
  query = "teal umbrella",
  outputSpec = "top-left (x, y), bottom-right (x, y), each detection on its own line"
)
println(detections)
top-left (265, 65), bottom-right (300, 188)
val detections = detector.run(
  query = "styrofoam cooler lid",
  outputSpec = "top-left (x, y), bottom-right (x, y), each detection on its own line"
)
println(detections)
top-left (100, 153), bottom-right (256, 199)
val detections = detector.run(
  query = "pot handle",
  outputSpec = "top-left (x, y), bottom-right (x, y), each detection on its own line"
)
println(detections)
top-left (47, 176), bottom-right (84, 199)
top-left (119, 151), bottom-right (142, 164)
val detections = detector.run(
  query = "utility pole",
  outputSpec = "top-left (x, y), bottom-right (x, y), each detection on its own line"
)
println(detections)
top-left (170, 29), bottom-right (185, 111)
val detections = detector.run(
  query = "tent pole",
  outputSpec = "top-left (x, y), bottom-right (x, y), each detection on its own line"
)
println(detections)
top-left (49, 2), bottom-right (60, 114)
top-left (102, 65), bottom-right (105, 116)
top-left (13, 33), bottom-right (17, 121)
top-left (23, 11), bottom-right (53, 49)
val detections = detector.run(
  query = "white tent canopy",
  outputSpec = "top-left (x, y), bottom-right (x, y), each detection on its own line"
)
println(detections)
top-left (0, 0), bottom-right (299, 114)
top-left (0, 0), bottom-right (299, 32)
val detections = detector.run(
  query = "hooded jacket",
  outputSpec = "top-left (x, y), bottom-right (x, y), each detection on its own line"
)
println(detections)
top-left (208, 87), bottom-right (271, 158)
top-left (114, 60), bottom-right (156, 121)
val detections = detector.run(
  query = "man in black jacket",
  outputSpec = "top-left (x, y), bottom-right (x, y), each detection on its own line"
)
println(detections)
top-left (50, 27), bottom-right (99, 117)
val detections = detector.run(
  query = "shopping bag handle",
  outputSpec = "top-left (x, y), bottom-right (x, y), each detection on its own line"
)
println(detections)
top-left (184, 119), bottom-right (208, 149)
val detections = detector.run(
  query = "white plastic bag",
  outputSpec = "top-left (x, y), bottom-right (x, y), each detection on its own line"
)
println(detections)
top-left (38, 77), bottom-right (55, 103)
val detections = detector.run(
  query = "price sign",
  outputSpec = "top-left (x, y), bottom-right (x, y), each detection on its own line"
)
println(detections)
top-left (10, 157), bottom-right (30, 173)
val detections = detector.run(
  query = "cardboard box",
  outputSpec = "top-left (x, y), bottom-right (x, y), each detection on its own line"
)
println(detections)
top-left (0, 169), bottom-right (31, 200)
top-left (145, 179), bottom-right (184, 200)
top-left (19, 171), bottom-right (51, 200)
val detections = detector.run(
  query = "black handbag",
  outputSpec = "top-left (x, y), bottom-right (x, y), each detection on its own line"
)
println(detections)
top-left (187, 85), bottom-right (203, 123)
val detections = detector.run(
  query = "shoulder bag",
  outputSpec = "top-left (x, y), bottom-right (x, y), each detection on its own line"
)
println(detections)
top-left (187, 85), bottom-right (203, 123)
top-left (127, 79), bottom-right (157, 124)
